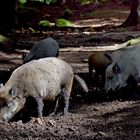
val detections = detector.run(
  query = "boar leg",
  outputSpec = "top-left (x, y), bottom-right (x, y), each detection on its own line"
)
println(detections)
top-left (61, 76), bottom-right (73, 116)
top-left (53, 97), bottom-right (59, 115)
top-left (96, 72), bottom-right (105, 88)
top-left (88, 67), bottom-right (96, 89)
top-left (50, 95), bottom-right (61, 116)
top-left (61, 89), bottom-right (70, 116)
top-left (127, 76), bottom-right (140, 99)
top-left (35, 97), bottom-right (44, 118)
top-left (132, 82), bottom-right (140, 99)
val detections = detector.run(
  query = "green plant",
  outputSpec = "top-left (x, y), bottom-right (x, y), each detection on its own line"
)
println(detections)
top-left (80, 0), bottom-right (93, 5)
top-left (19, 0), bottom-right (59, 5)
top-left (45, 0), bottom-right (58, 4)
top-left (19, 0), bottom-right (27, 4)
top-left (55, 18), bottom-right (73, 27)
top-left (38, 20), bottom-right (52, 27)
top-left (126, 37), bottom-right (140, 46)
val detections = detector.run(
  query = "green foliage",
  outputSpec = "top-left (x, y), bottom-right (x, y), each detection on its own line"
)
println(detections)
top-left (80, 0), bottom-right (93, 5)
top-left (38, 20), bottom-right (51, 27)
top-left (45, 0), bottom-right (58, 4)
top-left (29, 0), bottom-right (57, 4)
top-left (0, 35), bottom-right (9, 44)
top-left (79, 0), bottom-right (109, 5)
top-left (19, 0), bottom-right (27, 9)
top-left (39, 18), bottom-right (74, 28)
top-left (28, 27), bottom-right (37, 33)
top-left (0, 35), bottom-right (13, 50)
top-left (31, 0), bottom-right (45, 2)
top-left (19, 0), bottom-right (27, 4)
top-left (19, 0), bottom-right (58, 5)
top-left (126, 38), bottom-right (140, 46)
top-left (55, 18), bottom-right (73, 27)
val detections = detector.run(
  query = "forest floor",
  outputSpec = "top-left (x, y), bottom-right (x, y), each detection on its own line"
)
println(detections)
top-left (0, 1), bottom-right (140, 140)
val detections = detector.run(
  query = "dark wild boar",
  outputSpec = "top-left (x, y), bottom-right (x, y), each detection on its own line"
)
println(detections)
top-left (88, 51), bottom-right (111, 88)
top-left (88, 50), bottom-right (123, 89)
top-left (104, 43), bottom-right (140, 95)
top-left (87, 42), bottom-right (139, 89)
top-left (23, 37), bottom-right (59, 64)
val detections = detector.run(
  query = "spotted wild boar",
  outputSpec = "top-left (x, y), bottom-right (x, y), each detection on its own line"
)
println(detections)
top-left (0, 57), bottom-right (88, 122)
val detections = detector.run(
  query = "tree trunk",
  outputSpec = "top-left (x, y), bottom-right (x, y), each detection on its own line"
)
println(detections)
top-left (0, 0), bottom-right (18, 33)
top-left (122, 0), bottom-right (139, 26)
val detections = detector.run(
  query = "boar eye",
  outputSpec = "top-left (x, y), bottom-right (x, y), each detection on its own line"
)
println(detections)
top-left (108, 76), bottom-right (113, 80)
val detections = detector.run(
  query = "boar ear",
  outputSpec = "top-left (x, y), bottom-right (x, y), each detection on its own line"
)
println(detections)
top-left (9, 86), bottom-right (17, 98)
top-left (113, 63), bottom-right (121, 74)
top-left (104, 53), bottom-right (113, 63)
top-left (22, 53), bottom-right (27, 60)
top-left (0, 83), bottom-right (4, 88)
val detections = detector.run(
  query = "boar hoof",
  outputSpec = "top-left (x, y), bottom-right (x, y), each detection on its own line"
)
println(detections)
top-left (30, 117), bottom-right (45, 125)
top-left (36, 117), bottom-right (45, 125)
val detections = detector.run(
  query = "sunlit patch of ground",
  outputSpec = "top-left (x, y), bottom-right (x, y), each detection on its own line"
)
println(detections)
top-left (73, 9), bottom-right (129, 28)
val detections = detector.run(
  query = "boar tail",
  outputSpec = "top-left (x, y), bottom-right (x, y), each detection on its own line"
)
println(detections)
top-left (74, 74), bottom-right (88, 93)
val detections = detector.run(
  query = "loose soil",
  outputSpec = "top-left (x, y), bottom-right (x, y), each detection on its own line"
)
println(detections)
top-left (0, 1), bottom-right (140, 140)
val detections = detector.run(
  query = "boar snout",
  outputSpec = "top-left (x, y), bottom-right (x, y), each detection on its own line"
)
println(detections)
top-left (0, 98), bottom-right (26, 122)
top-left (105, 83), bottom-right (120, 94)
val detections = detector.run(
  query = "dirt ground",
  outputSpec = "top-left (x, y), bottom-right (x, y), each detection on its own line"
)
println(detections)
top-left (0, 1), bottom-right (140, 140)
